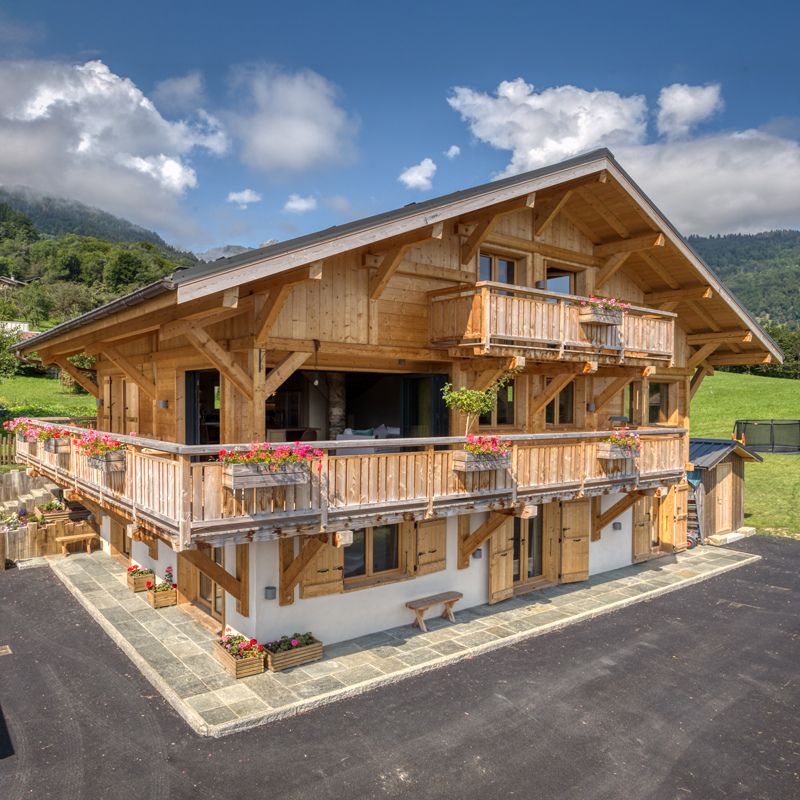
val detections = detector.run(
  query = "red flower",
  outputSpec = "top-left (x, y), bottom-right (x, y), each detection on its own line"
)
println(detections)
top-left (257, 645), bottom-right (264, 651)
top-left (146, 581), bottom-right (152, 588)
top-left (249, 638), bottom-right (257, 646)
top-left (127, 566), bottom-right (133, 572)
top-left (171, 583), bottom-right (177, 589)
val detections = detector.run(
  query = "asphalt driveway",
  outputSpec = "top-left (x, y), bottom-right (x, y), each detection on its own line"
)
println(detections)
top-left (1, 536), bottom-right (798, 800)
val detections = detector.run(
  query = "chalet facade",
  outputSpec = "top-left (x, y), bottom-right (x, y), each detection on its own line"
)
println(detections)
top-left (13, 149), bottom-right (781, 644)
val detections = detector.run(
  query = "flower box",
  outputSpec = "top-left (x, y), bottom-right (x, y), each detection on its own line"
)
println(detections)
top-left (452, 450), bottom-right (512, 472)
top-left (222, 462), bottom-right (310, 490)
top-left (127, 571), bottom-right (153, 592)
top-left (146, 587), bottom-right (177, 608)
top-left (213, 641), bottom-right (266, 679)
top-left (43, 437), bottom-right (71, 454)
top-left (579, 307), bottom-right (624, 326)
top-left (596, 442), bottom-right (639, 460)
top-left (87, 451), bottom-right (126, 473)
top-left (266, 638), bottom-right (324, 673)
top-left (17, 432), bottom-right (38, 444)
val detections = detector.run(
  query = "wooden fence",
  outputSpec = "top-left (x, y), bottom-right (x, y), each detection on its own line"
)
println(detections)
top-left (0, 435), bottom-right (16, 466)
top-left (1, 519), bottom-right (96, 567)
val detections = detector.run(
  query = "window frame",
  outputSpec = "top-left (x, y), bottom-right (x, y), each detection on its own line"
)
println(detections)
top-left (544, 264), bottom-right (577, 295)
top-left (647, 382), bottom-right (672, 425)
top-left (545, 378), bottom-right (576, 427)
top-left (479, 377), bottom-right (517, 429)
top-left (343, 523), bottom-right (406, 589)
top-left (479, 251), bottom-right (520, 286)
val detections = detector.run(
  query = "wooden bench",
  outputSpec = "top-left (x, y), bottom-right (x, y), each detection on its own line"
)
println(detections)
top-left (55, 532), bottom-right (99, 557)
top-left (405, 591), bottom-right (463, 632)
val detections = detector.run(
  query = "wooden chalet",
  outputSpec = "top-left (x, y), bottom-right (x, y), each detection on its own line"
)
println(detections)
top-left (13, 148), bottom-right (782, 643)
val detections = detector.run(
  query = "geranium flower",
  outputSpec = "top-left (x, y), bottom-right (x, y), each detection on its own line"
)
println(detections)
top-left (291, 638), bottom-right (299, 647)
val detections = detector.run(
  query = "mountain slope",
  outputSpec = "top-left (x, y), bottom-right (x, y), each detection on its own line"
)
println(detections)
top-left (0, 185), bottom-right (166, 245)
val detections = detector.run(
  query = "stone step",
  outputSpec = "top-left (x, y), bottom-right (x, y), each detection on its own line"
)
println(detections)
top-left (707, 527), bottom-right (757, 546)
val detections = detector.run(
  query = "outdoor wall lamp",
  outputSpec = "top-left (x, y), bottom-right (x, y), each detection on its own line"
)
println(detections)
top-left (264, 585), bottom-right (277, 600)
top-left (96, 398), bottom-right (104, 407)
top-left (612, 522), bottom-right (623, 531)
top-left (586, 402), bottom-right (597, 413)
top-left (472, 548), bottom-right (483, 559)
top-left (534, 280), bottom-right (546, 289)
top-left (158, 399), bottom-right (169, 409)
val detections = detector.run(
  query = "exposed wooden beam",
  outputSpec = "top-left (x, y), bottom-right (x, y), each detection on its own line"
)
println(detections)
top-left (485, 232), bottom-right (599, 267)
top-left (100, 345), bottom-right (157, 400)
top-left (644, 286), bottom-right (712, 305)
top-left (181, 548), bottom-right (242, 601)
top-left (689, 364), bottom-right (712, 401)
top-left (686, 330), bottom-right (752, 345)
top-left (534, 189), bottom-right (572, 236)
top-left (254, 284), bottom-right (293, 344)
top-left (576, 187), bottom-right (631, 238)
top-left (160, 295), bottom-right (256, 342)
top-left (280, 535), bottom-right (327, 605)
top-left (51, 356), bottom-right (99, 398)
top-left (264, 351), bottom-right (311, 397)
top-left (529, 374), bottom-right (576, 416)
top-left (594, 232), bottom-right (665, 258)
top-left (180, 323), bottom-right (254, 401)
top-left (593, 376), bottom-right (636, 415)
top-left (222, 287), bottom-right (240, 308)
top-left (560, 207), bottom-right (601, 244)
top-left (592, 493), bottom-right (639, 540)
top-left (638, 250), bottom-right (680, 290)
top-left (595, 251), bottom-right (631, 289)
top-left (461, 214), bottom-right (499, 267)
top-left (710, 352), bottom-right (773, 366)
top-left (369, 244), bottom-right (411, 300)
top-left (687, 342), bottom-right (721, 370)
top-left (458, 512), bottom-right (506, 569)
top-left (686, 299), bottom-right (721, 332)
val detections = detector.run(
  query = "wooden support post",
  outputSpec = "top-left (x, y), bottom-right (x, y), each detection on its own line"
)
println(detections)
top-left (595, 252), bottom-right (631, 289)
top-left (279, 534), bottom-right (327, 605)
top-left (687, 341), bottom-right (721, 370)
top-left (458, 513), bottom-right (506, 569)
top-left (264, 351), bottom-right (311, 397)
top-left (534, 189), bottom-right (572, 235)
top-left (593, 375), bottom-right (636, 416)
top-left (51, 356), bottom-right (100, 398)
top-left (369, 244), bottom-right (411, 300)
top-left (181, 548), bottom-right (243, 600)
top-left (592, 493), bottom-right (639, 540)
top-left (689, 364), bottom-right (713, 400)
top-left (180, 323), bottom-right (254, 401)
top-left (235, 543), bottom-right (249, 617)
top-left (254, 285), bottom-right (293, 344)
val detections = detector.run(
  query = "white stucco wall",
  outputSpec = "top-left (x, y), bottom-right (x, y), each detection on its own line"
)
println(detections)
top-left (228, 515), bottom-right (492, 644)
top-left (588, 492), bottom-right (634, 576)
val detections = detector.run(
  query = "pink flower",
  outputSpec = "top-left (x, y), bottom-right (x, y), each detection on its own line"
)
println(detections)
top-left (290, 638), bottom-right (299, 647)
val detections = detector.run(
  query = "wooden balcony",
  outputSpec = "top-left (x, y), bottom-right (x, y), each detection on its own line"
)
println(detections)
top-left (16, 423), bottom-right (687, 549)
top-left (429, 282), bottom-right (676, 364)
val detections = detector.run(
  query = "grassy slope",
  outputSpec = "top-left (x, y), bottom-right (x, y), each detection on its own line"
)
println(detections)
top-left (691, 372), bottom-right (800, 535)
top-left (0, 375), bottom-right (96, 418)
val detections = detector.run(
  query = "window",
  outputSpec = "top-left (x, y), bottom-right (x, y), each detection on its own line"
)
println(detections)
top-left (648, 382), bottom-right (670, 424)
top-left (480, 253), bottom-right (517, 285)
top-left (343, 524), bottom-right (401, 582)
top-left (545, 379), bottom-right (575, 426)
top-left (479, 379), bottom-right (516, 427)
top-left (545, 266), bottom-right (575, 295)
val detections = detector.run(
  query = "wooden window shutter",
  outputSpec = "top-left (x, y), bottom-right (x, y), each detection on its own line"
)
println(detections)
top-left (488, 518), bottom-right (515, 603)
top-left (560, 498), bottom-right (590, 583)
top-left (300, 541), bottom-right (344, 598)
top-left (415, 519), bottom-right (447, 575)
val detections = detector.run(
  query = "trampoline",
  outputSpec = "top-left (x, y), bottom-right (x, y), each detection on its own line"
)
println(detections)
top-left (733, 420), bottom-right (800, 454)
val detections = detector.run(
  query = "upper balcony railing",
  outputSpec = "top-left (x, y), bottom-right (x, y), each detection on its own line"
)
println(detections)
top-left (15, 420), bottom-right (687, 550)
top-left (429, 282), bottom-right (676, 364)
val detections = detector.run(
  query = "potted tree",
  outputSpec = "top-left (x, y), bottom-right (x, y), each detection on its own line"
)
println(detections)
top-left (145, 566), bottom-right (178, 608)
top-left (578, 296), bottom-right (631, 326)
top-left (264, 632), bottom-right (323, 673)
top-left (220, 442), bottom-right (322, 490)
top-left (214, 627), bottom-right (266, 678)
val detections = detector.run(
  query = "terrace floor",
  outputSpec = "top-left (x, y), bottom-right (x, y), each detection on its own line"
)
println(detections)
top-left (33, 545), bottom-right (761, 737)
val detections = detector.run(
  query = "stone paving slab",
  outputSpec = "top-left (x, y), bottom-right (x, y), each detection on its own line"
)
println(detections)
top-left (47, 545), bottom-right (760, 737)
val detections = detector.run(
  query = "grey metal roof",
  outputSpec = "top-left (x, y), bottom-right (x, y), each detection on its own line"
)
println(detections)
top-left (689, 438), bottom-right (763, 469)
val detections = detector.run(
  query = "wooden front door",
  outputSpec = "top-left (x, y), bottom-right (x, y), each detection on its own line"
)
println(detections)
top-left (715, 462), bottom-right (733, 533)
top-left (488, 518), bottom-right (515, 603)
top-left (633, 495), bottom-right (659, 562)
top-left (560, 499), bottom-right (590, 583)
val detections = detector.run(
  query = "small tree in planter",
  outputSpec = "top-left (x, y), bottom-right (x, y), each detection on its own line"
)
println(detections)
top-left (76, 430), bottom-right (126, 472)
top-left (264, 632), bottom-right (323, 672)
top-left (578, 296), bottom-right (631, 326)
top-left (127, 564), bottom-right (154, 592)
top-left (146, 566), bottom-right (177, 608)
top-left (220, 442), bottom-right (323, 489)
top-left (214, 627), bottom-right (266, 678)
top-left (597, 429), bottom-right (641, 460)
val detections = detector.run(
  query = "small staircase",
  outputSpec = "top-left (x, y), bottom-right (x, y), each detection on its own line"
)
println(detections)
top-left (0, 482), bottom-right (62, 516)
top-left (687, 487), bottom-right (702, 542)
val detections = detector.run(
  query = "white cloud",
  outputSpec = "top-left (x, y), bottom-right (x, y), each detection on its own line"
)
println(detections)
top-left (152, 70), bottom-right (206, 112)
top-left (398, 157), bottom-right (437, 191)
top-left (226, 188), bottom-right (262, 209)
top-left (283, 193), bottom-right (317, 213)
top-left (227, 65), bottom-right (357, 173)
top-left (447, 78), bottom-right (800, 234)
top-left (0, 59), bottom-right (229, 237)
top-left (326, 194), bottom-right (351, 214)
top-left (657, 83), bottom-right (723, 139)
top-left (445, 144), bottom-right (460, 159)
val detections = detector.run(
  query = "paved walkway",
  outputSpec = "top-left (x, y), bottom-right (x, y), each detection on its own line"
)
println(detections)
top-left (47, 546), bottom-right (759, 736)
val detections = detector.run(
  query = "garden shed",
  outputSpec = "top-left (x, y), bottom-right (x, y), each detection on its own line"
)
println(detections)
top-left (688, 439), bottom-right (762, 539)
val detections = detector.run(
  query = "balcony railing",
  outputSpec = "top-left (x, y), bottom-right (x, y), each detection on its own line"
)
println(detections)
top-left (16, 421), bottom-right (687, 549)
top-left (429, 282), bottom-right (676, 363)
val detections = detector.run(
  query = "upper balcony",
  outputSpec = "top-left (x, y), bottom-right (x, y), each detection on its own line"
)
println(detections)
top-left (15, 421), bottom-right (687, 550)
top-left (429, 282), bottom-right (676, 365)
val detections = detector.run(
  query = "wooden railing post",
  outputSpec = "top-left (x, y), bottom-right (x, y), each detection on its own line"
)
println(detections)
top-left (481, 285), bottom-right (491, 353)
top-left (319, 452), bottom-right (329, 530)
top-left (178, 454), bottom-right (192, 550)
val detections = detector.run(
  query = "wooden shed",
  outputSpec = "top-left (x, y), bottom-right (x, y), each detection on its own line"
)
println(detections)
top-left (688, 439), bottom-right (762, 539)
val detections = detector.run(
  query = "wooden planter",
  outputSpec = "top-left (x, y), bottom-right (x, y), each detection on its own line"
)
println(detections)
top-left (127, 572), bottom-right (154, 592)
top-left (222, 462), bottom-right (310, 490)
top-left (452, 450), bottom-right (512, 473)
top-left (17, 433), bottom-right (38, 444)
top-left (87, 451), bottom-right (126, 473)
top-left (43, 437), bottom-right (71, 454)
top-left (266, 639), bottom-right (324, 673)
top-left (596, 442), bottom-right (639, 460)
top-left (579, 307), bottom-right (623, 326)
top-left (213, 641), bottom-right (266, 678)
top-left (34, 502), bottom-right (90, 524)
top-left (146, 588), bottom-right (177, 608)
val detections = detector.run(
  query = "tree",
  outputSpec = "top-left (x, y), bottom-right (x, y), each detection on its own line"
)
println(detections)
top-left (441, 373), bottom-right (516, 435)
top-left (0, 324), bottom-right (20, 380)
top-left (103, 250), bottom-right (145, 289)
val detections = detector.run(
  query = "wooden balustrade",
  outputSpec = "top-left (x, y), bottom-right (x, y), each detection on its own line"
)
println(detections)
top-left (430, 282), bottom-right (675, 363)
top-left (15, 423), bottom-right (686, 548)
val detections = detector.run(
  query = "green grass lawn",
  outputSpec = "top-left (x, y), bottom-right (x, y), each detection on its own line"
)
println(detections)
top-left (691, 371), bottom-right (800, 536)
top-left (0, 374), bottom-right (97, 418)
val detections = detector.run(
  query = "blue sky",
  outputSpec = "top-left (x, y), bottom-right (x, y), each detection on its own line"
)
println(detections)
top-left (1, 1), bottom-right (799, 250)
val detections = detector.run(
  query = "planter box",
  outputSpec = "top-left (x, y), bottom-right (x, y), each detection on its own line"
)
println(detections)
top-left (43, 437), bottom-right (71, 454)
top-left (17, 433), bottom-right (38, 444)
top-left (146, 588), bottom-right (177, 608)
top-left (452, 450), bottom-right (512, 473)
top-left (596, 442), bottom-right (639, 460)
top-left (266, 639), bottom-right (324, 673)
top-left (87, 451), bottom-right (126, 473)
top-left (579, 307), bottom-right (624, 326)
top-left (127, 572), bottom-right (153, 592)
top-left (222, 462), bottom-right (310, 490)
top-left (34, 502), bottom-right (90, 524)
top-left (213, 641), bottom-right (266, 679)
